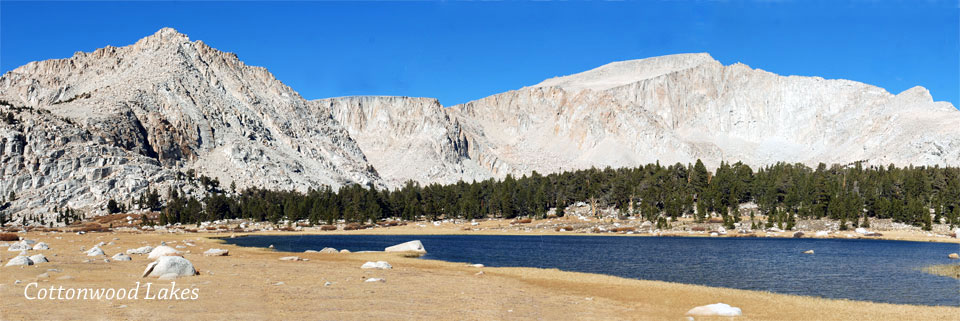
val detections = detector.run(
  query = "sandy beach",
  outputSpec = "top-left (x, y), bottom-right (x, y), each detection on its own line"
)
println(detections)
top-left (1, 228), bottom-right (958, 321)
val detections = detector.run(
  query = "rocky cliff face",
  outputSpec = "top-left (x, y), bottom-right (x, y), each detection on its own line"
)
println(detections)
top-left (0, 28), bottom-right (380, 220)
top-left (2, 30), bottom-right (957, 222)
top-left (446, 53), bottom-right (960, 177)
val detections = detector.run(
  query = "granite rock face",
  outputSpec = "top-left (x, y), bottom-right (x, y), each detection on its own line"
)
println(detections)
top-left (2, 30), bottom-right (958, 221)
top-left (0, 28), bottom-right (380, 220)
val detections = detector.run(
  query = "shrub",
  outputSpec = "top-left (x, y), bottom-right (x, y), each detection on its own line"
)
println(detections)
top-left (343, 223), bottom-right (361, 230)
top-left (319, 225), bottom-right (337, 231)
top-left (0, 233), bottom-right (18, 241)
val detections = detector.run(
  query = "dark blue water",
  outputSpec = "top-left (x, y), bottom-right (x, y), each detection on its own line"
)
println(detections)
top-left (224, 235), bottom-right (960, 306)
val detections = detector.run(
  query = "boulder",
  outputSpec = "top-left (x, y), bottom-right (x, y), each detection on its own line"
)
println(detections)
top-left (279, 256), bottom-right (302, 261)
top-left (20, 239), bottom-right (37, 246)
top-left (949, 253), bottom-right (959, 259)
top-left (364, 278), bottom-right (385, 283)
top-left (127, 246), bottom-right (154, 255)
top-left (793, 232), bottom-right (804, 238)
top-left (147, 246), bottom-right (181, 259)
top-left (717, 227), bottom-right (727, 235)
top-left (112, 253), bottom-right (132, 261)
top-left (304, 250), bottom-right (319, 253)
top-left (4, 256), bottom-right (33, 267)
top-left (855, 227), bottom-right (868, 234)
top-left (319, 247), bottom-right (338, 254)
top-left (803, 250), bottom-right (815, 254)
top-left (686, 303), bottom-right (742, 317)
top-left (142, 256), bottom-right (198, 278)
top-left (385, 240), bottom-right (426, 254)
top-left (203, 249), bottom-right (229, 256)
top-left (814, 231), bottom-right (829, 237)
top-left (29, 254), bottom-right (49, 264)
top-left (32, 242), bottom-right (50, 250)
top-left (7, 242), bottom-right (30, 252)
top-left (85, 247), bottom-right (105, 256)
top-left (361, 261), bottom-right (392, 269)
top-left (339, 249), bottom-right (351, 253)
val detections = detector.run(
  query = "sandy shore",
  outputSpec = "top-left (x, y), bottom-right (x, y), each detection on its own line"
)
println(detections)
top-left (1, 231), bottom-right (958, 320)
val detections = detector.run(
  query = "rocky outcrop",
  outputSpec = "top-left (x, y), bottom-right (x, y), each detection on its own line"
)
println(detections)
top-left (319, 96), bottom-right (490, 187)
top-left (0, 28), bottom-right (380, 221)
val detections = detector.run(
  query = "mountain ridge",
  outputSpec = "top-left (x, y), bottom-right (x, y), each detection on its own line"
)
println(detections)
top-left (1, 28), bottom-right (957, 222)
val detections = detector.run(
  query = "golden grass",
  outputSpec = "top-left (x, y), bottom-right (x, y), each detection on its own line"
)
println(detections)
top-left (0, 231), bottom-right (957, 320)
top-left (922, 264), bottom-right (960, 279)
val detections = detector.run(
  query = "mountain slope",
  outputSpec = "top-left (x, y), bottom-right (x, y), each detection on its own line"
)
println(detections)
top-left (0, 28), bottom-right (380, 218)
top-left (1, 30), bottom-right (957, 221)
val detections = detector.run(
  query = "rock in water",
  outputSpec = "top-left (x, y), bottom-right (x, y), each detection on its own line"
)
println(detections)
top-left (32, 242), bottom-right (50, 250)
top-left (361, 261), bottom-right (392, 270)
top-left (686, 303), bottom-right (742, 317)
top-left (127, 246), bottom-right (154, 255)
top-left (29, 254), bottom-right (49, 264)
top-left (147, 246), bottom-right (181, 259)
top-left (384, 240), bottom-right (426, 254)
top-left (142, 256), bottom-right (198, 278)
top-left (949, 253), bottom-right (959, 259)
top-left (203, 249), bottom-right (229, 256)
top-left (112, 253), bottom-right (132, 261)
top-left (4, 256), bottom-right (33, 267)
top-left (803, 250), bottom-right (815, 254)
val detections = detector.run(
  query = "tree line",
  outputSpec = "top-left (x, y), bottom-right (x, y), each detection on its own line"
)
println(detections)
top-left (127, 161), bottom-right (959, 231)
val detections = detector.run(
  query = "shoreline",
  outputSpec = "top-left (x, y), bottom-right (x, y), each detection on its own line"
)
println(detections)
top-left (2, 231), bottom-right (957, 320)
top-left (207, 222), bottom-right (960, 245)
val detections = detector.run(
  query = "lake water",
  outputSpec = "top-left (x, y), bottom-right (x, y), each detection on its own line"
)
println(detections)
top-left (223, 234), bottom-right (960, 306)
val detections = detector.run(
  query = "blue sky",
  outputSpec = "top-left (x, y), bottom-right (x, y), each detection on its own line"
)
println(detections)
top-left (1, 1), bottom-right (957, 107)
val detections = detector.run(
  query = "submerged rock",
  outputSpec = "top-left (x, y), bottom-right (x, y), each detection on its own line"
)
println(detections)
top-left (949, 253), bottom-right (959, 259)
top-left (803, 250), bottom-right (815, 254)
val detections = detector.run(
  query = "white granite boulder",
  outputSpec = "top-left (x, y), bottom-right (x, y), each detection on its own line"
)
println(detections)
top-left (29, 254), bottom-right (49, 264)
top-left (85, 247), bottom-right (105, 256)
top-left (32, 242), bottom-right (50, 250)
top-left (142, 256), bottom-right (198, 279)
top-left (384, 240), bottom-right (426, 254)
top-left (4, 256), bottom-right (33, 267)
top-left (112, 253), bottom-right (132, 261)
top-left (7, 242), bottom-right (30, 252)
top-left (147, 246), bottom-right (181, 259)
top-left (203, 248), bottom-right (229, 256)
top-left (127, 246), bottom-right (154, 255)
top-left (319, 247), bottom-right (338, 254)
top-left (361, 261), bottom-right (392, 270)
top-left (686, 303), bottom-right (742, 317)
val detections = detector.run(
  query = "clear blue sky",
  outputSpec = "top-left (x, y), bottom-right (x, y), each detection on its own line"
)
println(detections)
top-left (2, 1), bottom-right (957, 107)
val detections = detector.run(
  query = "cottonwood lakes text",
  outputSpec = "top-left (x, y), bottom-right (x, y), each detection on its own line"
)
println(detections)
top-left (23, 282), bottom-right (199, 300)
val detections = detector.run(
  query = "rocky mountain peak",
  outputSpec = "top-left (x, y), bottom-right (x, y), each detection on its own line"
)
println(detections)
top-left (533, 53), bottom-right (718, 91)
